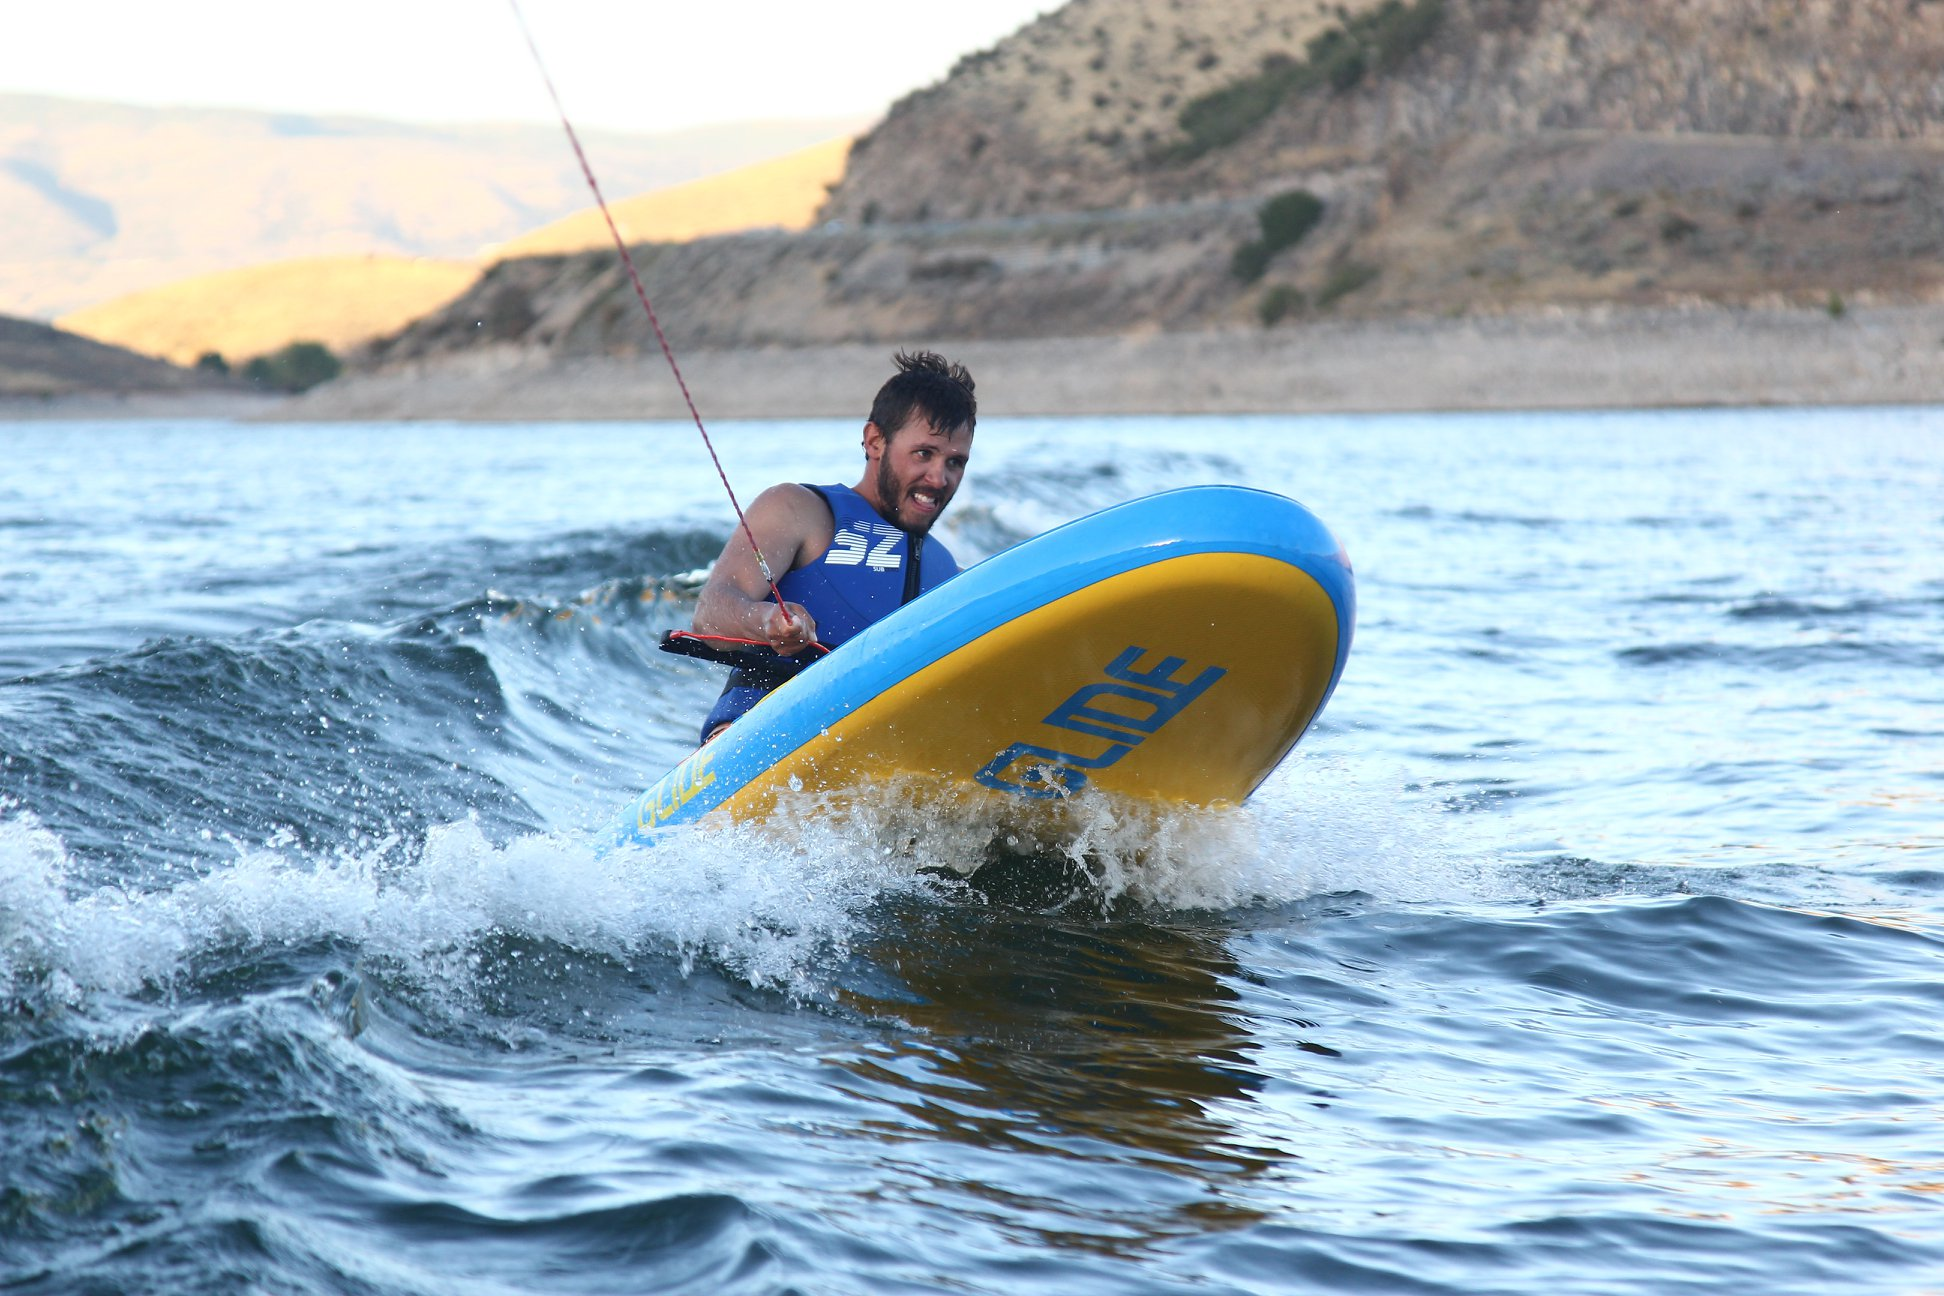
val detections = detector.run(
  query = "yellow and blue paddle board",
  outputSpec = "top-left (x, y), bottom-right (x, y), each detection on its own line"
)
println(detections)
top-left (603, 486), bottom-right (1353, 848)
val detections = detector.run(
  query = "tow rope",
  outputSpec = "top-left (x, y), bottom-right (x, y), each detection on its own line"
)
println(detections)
top-left (506, 0), bottom-right (797, 625)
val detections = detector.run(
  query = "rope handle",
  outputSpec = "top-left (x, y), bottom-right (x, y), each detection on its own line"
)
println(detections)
top-left (660, 629), bottom-right (832, 666)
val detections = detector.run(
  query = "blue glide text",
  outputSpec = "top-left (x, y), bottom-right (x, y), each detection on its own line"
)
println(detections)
top-left (974, 646), bottom-right (1226, 799)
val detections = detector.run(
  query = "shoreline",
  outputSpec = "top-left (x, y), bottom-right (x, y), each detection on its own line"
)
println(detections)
top-left (275, 302), bottom-right (1944, 420)
top-left (8, 303), bottom-right (1940, 421)
top-left (0, 389), bottom-right (284, 421)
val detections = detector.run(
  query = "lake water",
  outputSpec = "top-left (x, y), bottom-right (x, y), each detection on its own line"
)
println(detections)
top-left (2, 409), bottom-right (1941, 1294)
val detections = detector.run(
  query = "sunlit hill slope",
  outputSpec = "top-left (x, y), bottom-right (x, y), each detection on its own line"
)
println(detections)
top-left (498, 137), bottom-right (851, 257)
top-left (53, 137), bottom-right (853, 367)
top-left (1, 92), bottom-right (860, 319)
top-left (57, 257), bottom-right (478, 368)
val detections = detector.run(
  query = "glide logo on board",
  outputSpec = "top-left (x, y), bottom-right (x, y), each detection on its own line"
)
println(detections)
top-left (635, 746), bottom-right (716, 830)
top-left (824, 521), bottom-right (904, 571)
top-left (975, 646), bottom-right (1227, 799)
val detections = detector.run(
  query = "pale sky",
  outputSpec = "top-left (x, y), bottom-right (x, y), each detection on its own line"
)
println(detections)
top-left (3, 1), bottom-right (1057, 133)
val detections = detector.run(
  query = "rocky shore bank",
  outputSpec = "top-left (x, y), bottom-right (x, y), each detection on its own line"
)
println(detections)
top-left (274, 303), bottom-right (1943, 421)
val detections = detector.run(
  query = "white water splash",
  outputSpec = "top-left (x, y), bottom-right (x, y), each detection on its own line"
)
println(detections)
top-left (0, 810), bottom-right (918, 1002)
top-left (1240, 746), bottom-right (1508, 904)
top-left (0, 751), bottom-right (1486, 1003)
top-left (740, 745), bottom-right (1490, 912)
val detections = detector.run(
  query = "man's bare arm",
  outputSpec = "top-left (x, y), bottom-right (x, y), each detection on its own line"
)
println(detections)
top-left (692, 484), bottom-right (830, 655)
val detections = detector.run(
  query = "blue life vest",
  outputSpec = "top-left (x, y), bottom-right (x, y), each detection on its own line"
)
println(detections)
top-left (700, 483), bottom-right (958, 740)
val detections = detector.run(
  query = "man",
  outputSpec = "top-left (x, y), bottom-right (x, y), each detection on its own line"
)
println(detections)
top-left (690, 349), bottom-right (976, 742)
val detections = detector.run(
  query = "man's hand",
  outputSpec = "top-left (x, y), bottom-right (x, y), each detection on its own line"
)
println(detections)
top-left (692, 484), bottom-right (836, 655)
top-left (762, 602), bottom-right (820, 655)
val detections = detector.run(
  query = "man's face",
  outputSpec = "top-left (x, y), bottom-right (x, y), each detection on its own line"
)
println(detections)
top-left (865, 414), bottom-right (972, 533)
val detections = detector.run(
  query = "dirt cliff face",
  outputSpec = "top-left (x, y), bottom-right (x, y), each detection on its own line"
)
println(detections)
top-left (365, 0), bottom-right (1944, 368)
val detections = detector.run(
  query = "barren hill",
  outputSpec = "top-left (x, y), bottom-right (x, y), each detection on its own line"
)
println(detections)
top-left (0, 94), bottom-right (862, 320)
top-left (0, 314), bottom-right (238, 399)
top-left (57, 256), bottom-right (479, 367)
top-left (499, 137), bottom-right (852, 258)
top-left (47, 131), bottom-right (858, 370)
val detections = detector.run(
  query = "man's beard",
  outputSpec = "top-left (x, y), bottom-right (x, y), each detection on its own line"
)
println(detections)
top-left (877, 458), bottom-right (944, 534)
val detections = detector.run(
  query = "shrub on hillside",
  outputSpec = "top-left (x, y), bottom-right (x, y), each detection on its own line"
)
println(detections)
top-left (1258, 190), bottom-right (1325, 250)
top-left (1367, 0), bottom-right (1446, 72)
top-left (1175, 55), bottom-right (1306, 162)
top-left (1317, 261), bottom-right (1382, 309)
top-left (1258, 284), bottom-right (1307, 326)
top-left (1231, 241), bottom-right (1273, 283)
top-left (243, 341), bottom-right (341, 393)
top-left (1167, 0), bottom-right (1444, 162)
top-left (1232, 189), bottom-right (1326, 282)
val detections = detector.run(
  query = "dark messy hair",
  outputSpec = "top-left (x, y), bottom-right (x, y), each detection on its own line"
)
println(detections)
top-left (867, 349), bottom-right (976, 439)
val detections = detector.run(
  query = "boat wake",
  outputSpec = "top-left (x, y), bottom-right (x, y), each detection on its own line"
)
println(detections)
top-left (3, 745), bottom-right (1479, 1010)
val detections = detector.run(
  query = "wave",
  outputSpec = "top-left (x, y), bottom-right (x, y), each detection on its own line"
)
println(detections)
top-left (1337, 891), bottom-right (1944, 1027)
top-left (0, 520), bottom-right (754, 862)
top-left (278, 525), bottom-right (726, 629)
top-left (0, 737), bottom-right (1488, 1009)
top-left (0, 625), bottom-right (537, 872)
top-left (1614, 639), bottom-right (1944, 671)
top-left (0, 810), bottom-right (901, 1004)
top-left (1387, 504), bottom-right (1566, 530)
top-left (1725, 593), bottom-right (1944, 623)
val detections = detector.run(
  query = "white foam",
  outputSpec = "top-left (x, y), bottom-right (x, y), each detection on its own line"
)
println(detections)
top-left (1231, 746), bottom-right (1508, 905)
top-left (0, 755), bottom-right (1487, 1004)
top-left (0, 810), bottom-right (85, 999)
top-left (0, 808), bottom-right (922, 1002)
top-left (746, 747), bottom-right (1491, 912)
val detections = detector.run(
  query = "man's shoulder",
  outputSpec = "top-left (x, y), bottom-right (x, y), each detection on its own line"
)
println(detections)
top-left (751, 481), bottom-right (825, 510)
top-left (748, 483), bottom-right (836, 567)
top-left (748, 482), bottom-right (837, 527)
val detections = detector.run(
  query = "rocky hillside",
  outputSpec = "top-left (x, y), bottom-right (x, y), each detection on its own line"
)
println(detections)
top-left (823, 0), bottom-right (1944, 223)
top-left (0, 314), bottom-right (239, 399)
top-left (361, 0), bottom-right (1944, 368)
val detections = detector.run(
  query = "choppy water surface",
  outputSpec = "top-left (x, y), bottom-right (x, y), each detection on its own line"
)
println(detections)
top-left (2, 410), bottom-right (1940, 1294)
